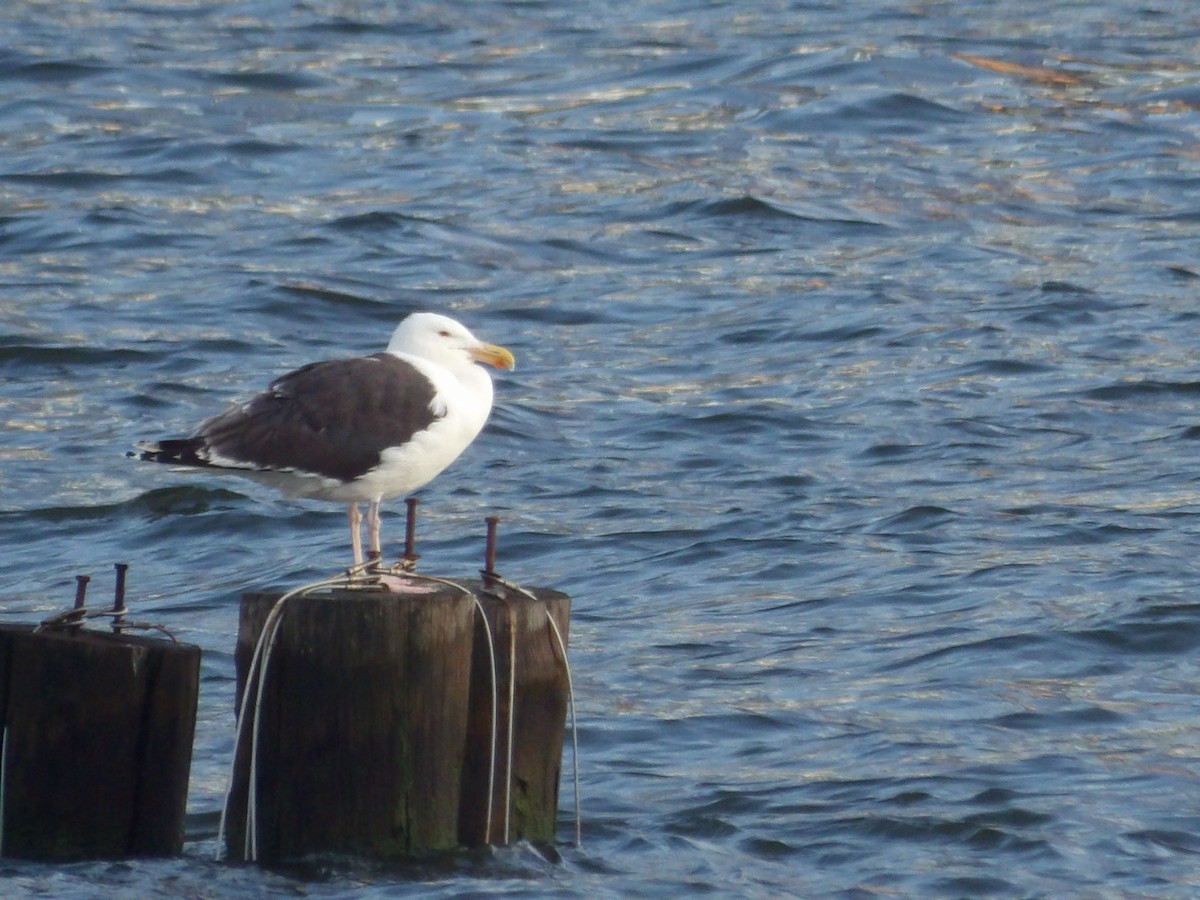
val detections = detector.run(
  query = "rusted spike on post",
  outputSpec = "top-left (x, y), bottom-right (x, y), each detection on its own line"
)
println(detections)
top-left (74, 575), bottom-right (90, 610)
top-left (404, 497), bottom-right (420, 565)
top-left (483, 516), bottom-right (500, 584)
top-left (112, 563), bottom-right (129, 632)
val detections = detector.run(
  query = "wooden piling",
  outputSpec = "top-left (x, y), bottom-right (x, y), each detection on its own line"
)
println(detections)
top-left (228, 578), bottom-right (572, 862)
top-left (0, 626), bottom-right (200, 860)
top-left (227, 585), bottom-right (476, 862)
top-left (458, 582), bottom-right (571, 848)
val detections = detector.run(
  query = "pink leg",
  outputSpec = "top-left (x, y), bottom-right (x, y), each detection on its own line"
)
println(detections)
top-left (348, 502), bottom-right (364, 565)
top-left (367, 499), bottom-right (383, 559)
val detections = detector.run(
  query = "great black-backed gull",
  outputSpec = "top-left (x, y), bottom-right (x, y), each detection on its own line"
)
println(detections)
top-left (134, 312), bottom-right (515, 565)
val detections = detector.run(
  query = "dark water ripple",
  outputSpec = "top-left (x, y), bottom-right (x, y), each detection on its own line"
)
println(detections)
top-left (4, 0), bottom-right (1200, 896)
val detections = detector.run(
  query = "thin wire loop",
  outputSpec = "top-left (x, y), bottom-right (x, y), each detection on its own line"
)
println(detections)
top-left (216, 570), bottom-right (359, 862)
top-left (546, 610), bottom-right (581, 847)
top-left (470, 593), bottom-right (499, 843)
top-left (35, 607), bottom-right (178, 641)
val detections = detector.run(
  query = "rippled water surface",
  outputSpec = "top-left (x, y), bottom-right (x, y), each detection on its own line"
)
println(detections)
top-left (5, 1), bottom-right (1200, 895)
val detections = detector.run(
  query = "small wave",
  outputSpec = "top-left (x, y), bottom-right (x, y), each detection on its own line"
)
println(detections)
top-left (1083, 380), bottom-right (1200, 401)
top-left (3, 169), bottom-right (127, 189)
top-left (13, 487), bottom-right (249, 525)
top-left (324, 210), bottom-right (428, 233)
top-left (950, 359), bottom-right (1058, 378)
top-left (206, 69), bottom-right (330, 92)
top-left (1039, 280), bottom-right (1096, 295)
top-left (226, 139), bottom-right (300, 158)
top-left (990, 705), bottom-right (1124, 730)
top-left (125, 486), bottom-right (249, 518)
top-left (1166, 265), bottom-right (1199, 280)
top-left (0, 343), bottom-right (157, 370)
top-left (273, 281), bottom-right (382, 309)
top-left (663, 195), bottom-right (887, 231)
top-left (3, 167), bottom-right (209, 188)
top-left (303, 16), bottom-right (450, 38)
top-left (496, 305), bottom-right (613, 325)
top-left (1121, 828), bottom-right (1200, 856)
top-left (754, 90), bottom-right (968, 136)
top-left (883, 632), bottom-right (1046, 672)
top-left (1074, 601), bottom-right (1200, 654)
top-left (0, 57), bottom-right (111, 84)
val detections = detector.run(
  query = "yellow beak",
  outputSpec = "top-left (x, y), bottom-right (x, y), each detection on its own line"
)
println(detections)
top-left (469, 342), bottom-right (516, 371)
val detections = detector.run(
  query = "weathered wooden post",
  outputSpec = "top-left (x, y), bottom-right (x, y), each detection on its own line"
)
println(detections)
top-left (225, 514), bottom-right (574, 862)
top-left (458, 581), bottom-right (571, 847)
top-left (0, 571), bottom-right (200, 860)
top-left (226, 584), bottom-right (477, 862)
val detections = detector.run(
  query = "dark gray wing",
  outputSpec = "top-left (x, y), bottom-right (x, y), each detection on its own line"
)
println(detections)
top-left (196, 353), bottom-right (440, 482)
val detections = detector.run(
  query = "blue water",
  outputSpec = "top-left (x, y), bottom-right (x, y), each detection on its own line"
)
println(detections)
top-left (4, 0), bottom-right (1200, 895)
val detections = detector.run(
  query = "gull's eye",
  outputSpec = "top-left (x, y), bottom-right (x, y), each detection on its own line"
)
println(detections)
top-left (439, 330), bottom-right (452, 337)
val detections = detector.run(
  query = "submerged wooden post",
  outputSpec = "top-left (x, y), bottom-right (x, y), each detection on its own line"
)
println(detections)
top-left (227, 585), bottom-right (476, 862)
top-left (458, 582), bottom-right (571, 847)
top-left (0, 626), bottom-right (200, 860)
